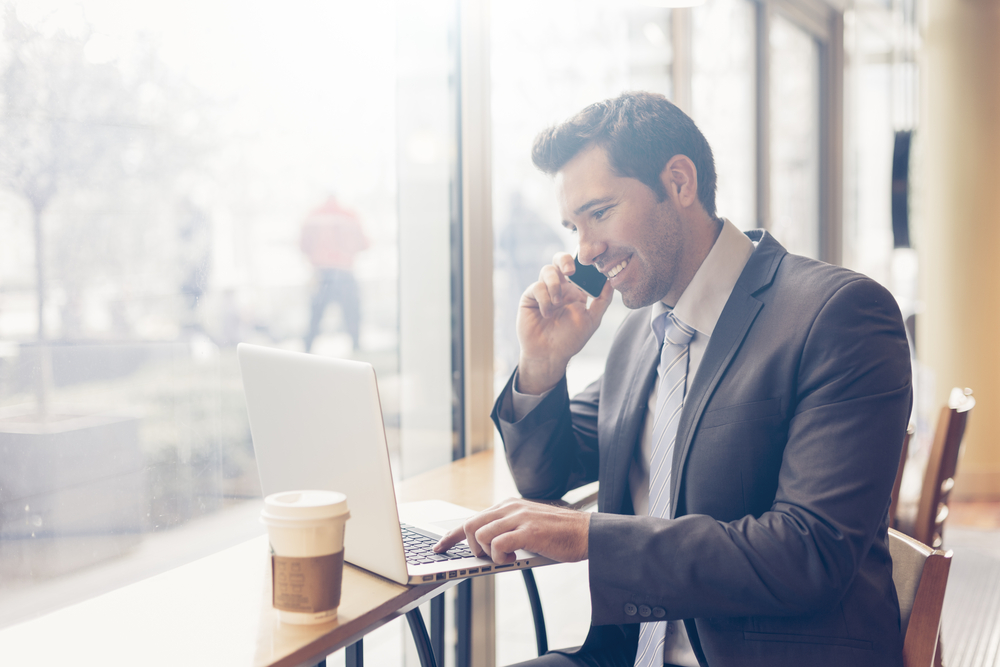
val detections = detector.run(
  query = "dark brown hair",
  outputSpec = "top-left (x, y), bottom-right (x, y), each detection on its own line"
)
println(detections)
top-left (531, 91), bottom-right (718, 218)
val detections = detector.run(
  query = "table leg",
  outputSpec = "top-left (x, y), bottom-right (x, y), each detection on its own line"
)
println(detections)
top-left (345, 639), bottom-right (363, 667)
top-left (406, 608), bottom-right (439, 667)
top-left (521, 569), bottom-right (548, 656)
top-left (431, 592), bottom-right (446, 665)
top-left (457, 578), bottom-right (471, 667)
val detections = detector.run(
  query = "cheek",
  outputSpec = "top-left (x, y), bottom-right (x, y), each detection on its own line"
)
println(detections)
top-left (641, 232), bottom-right (674, 269)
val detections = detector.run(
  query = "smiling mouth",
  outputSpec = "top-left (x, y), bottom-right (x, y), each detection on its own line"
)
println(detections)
top-left (606, 260), bottom-right (628, 279)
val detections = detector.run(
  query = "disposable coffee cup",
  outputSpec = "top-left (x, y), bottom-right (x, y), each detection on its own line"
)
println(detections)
top-left (261, 490), bottom-right (350, 625)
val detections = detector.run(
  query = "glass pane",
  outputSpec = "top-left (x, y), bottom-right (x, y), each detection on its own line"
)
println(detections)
top-left (769, 13), bottom-right (821, 258)
top-left (691, 0), bottom-right (757, 230)
top-left (848, 51), bottom-right (895, 283)
top-left (0, 0), bottom-right (457, 629)
top-left (396, 0), bottom-right (461, 478)
top-left (843, 4), bottom-right (917, 289)
top-left (491, 0), bottom-right (674, 400)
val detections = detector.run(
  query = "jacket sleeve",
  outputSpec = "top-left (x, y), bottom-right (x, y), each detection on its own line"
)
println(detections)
top-left (491, 371), bottom-right (603, 500)
top-left (588, 277), bottom-right (911, 623)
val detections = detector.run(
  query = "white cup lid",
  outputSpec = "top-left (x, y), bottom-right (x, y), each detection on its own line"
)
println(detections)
top-left (261, 490), bottom-right (349, 523)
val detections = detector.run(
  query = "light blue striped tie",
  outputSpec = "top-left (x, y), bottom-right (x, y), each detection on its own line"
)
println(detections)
top-left (634, 311), bottom-right (695, 667)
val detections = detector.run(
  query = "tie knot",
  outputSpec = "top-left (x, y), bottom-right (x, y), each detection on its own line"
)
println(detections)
top-left (656, 311), bottom-right (695, 348)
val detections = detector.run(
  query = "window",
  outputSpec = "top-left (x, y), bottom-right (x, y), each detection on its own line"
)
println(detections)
top-left (491, 0), bottom-right (674, 400)
top-left (691, 0), bottom-right (757, 230)
top-left (0, 0), bottom-right (460, 630)
top-left (769, 13), bottom-right (822, 258)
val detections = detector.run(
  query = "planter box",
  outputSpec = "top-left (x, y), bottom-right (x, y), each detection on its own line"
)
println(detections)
top-left (0, 409), bottom-right (144, 579)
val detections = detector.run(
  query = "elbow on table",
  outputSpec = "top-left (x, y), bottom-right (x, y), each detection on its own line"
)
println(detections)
top-left (512, 474), bottom-right (569, 501)
top-left (506, 451), bottom-right (577, 500)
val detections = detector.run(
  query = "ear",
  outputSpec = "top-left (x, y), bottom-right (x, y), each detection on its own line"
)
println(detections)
top-left (660, 155), bottom-right (699, 209)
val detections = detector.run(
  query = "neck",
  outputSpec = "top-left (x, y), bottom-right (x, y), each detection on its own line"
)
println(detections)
top-left (660, 214), bottom-right (724, 307)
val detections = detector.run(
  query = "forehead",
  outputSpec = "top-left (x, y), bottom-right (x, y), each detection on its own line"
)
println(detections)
top-left (555, 145), bottom-right (621, 209)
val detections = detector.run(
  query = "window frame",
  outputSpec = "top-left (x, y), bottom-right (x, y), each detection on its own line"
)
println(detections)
top-left (672, 0), bottom-right (845, 263)
top-left (757, 0), bottom-right (845, 264)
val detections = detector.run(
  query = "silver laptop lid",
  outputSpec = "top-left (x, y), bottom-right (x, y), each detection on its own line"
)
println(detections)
top-left (237, 343), bottom-right (409, 584)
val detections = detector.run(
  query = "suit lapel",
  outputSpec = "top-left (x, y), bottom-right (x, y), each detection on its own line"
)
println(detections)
top-left (669, 231), bottom-right (786, 517)
top-left (602, 328), bottom-right (659, 514)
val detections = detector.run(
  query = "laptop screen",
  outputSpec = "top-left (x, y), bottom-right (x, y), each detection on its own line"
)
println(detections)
top-left (237, 343), bottom-right (409, 583)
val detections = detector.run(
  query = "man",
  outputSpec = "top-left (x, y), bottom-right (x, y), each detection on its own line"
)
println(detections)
top-left (300, 196), bottom-right (370, 352)
top-left (435, 92), bottom-right (911, 667)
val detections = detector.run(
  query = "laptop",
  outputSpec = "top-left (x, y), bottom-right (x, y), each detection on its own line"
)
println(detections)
top-left (237, 343), bottom-right (553, 585)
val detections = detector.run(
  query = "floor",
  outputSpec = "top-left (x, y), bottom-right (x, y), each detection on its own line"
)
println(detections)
top-left (940, 501), bottom-right (1000, 667)
top-left (950, 502), bottom-right (1000, 531)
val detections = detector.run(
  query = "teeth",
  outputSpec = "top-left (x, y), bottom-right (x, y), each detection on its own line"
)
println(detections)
top-left (607, 260), bottom-right (627, 278)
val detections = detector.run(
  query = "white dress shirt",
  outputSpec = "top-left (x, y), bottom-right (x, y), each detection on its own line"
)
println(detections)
top-left (512, 219), bottom-right (755, 666)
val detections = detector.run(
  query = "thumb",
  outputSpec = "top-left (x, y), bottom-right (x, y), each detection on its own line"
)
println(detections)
top-left (587, 280), bottom-right (614, 320)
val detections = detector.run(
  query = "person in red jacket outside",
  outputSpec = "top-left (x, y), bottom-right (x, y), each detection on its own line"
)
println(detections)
top-left (299, 196), bottom-right (370, 352)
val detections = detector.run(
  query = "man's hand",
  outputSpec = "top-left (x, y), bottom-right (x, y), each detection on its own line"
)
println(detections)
top-left (433, 498), bottom-right (590, 565)
top-left (516, 252), bottom-right (614, 395)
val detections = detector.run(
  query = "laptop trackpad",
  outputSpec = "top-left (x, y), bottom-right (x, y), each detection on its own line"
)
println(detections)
top-left (398, 499), bottom-right (476, 537)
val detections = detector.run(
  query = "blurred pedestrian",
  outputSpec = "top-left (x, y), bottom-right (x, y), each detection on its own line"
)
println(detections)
top-left (299, 196), bottom-right (369, 352)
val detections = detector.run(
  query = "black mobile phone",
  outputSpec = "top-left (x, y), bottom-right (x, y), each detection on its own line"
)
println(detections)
top-left (568, 254), bottom-right (607, 298)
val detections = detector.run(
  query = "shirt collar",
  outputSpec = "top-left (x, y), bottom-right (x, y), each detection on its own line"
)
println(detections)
top-left (649, 218), bottom-right (755, 341)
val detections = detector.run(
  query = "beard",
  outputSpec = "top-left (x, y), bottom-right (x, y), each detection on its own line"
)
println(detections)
top-left (620, 284), bottom-right (667, 309)
top-left (616, 257), bottom-right (676, 309)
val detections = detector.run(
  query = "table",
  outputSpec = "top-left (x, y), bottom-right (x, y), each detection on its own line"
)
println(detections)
top-left (0, 449), bottom-right (520, 667)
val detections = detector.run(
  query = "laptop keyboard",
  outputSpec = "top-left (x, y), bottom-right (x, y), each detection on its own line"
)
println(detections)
top-left (401, 524), bottom-right (475, 565)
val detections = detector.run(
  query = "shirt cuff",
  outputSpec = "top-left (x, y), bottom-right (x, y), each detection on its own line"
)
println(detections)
top-left (510, 369), bottom-right (553, 420)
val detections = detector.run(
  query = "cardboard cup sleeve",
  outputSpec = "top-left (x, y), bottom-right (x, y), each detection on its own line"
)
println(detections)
top-left (271, 550), bottom-right (345, 613)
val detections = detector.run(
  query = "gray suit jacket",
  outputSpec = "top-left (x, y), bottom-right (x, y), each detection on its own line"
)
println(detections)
top-left (492, 231), bottom-right (911, 667)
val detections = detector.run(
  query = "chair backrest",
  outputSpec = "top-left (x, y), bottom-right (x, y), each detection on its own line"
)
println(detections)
top-left (889, 528), bottom-right (953, 667)
top-left (890, 424), bottom-right (914, 529)
top-left (914, 388), bottom-right (975, 548)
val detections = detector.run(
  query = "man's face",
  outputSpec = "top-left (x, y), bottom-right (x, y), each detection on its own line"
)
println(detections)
top-left (556, 145), bottom-right (687, 308)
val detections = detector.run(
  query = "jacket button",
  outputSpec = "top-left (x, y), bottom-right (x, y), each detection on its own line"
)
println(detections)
top-left (624, 603), bottom-right (637, 616)
top-left (638, 605), bottom-right (651, 617)
top-left (653, 607), bottom-right (666, 618)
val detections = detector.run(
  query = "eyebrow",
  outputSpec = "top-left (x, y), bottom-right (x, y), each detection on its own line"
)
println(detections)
top-left (573, 196), bottom-right (616, 217)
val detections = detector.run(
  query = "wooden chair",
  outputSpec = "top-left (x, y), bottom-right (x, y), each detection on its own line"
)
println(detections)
top-left (910, 388), bottom-right (975, 548)
top-left (893, 390), bottom-right (974, 667)
top-left (889, 528), bottom-right (953, 667)
top-left (890, 424), bottom-right (915, 529)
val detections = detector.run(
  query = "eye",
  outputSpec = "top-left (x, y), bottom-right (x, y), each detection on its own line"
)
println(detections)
top-left (593, 207), bottom-right (611, 221)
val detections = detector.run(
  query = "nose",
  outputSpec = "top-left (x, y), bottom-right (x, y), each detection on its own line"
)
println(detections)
top-left (577, 229), bottom-right (607, 266)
